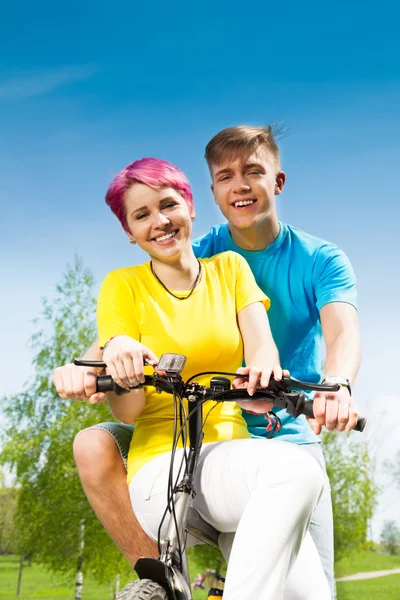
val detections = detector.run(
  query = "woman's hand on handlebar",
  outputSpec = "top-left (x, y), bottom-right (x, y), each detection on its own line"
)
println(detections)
top-left (53, 363), bottom-right (106, 404)
top-left (232, 364), bottom-right (289, 414)
top-left (232, 364), bottom-right (288, 394)
top-left (102, 335), bottom-right (159, 391)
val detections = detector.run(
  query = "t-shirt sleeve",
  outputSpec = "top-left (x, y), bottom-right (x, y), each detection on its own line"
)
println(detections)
top-left (312, 245), bottom-right (357, 311)
top-left (97, 270), bottom-right (140, 347)
top-left (231, 253), bottom-right (270, 313)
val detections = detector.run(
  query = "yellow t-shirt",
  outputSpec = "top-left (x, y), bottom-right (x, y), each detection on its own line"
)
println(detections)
top-left (97, 251), bottom-right (270, 483)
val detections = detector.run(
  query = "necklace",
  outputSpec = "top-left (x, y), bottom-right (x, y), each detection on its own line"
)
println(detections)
top-left (150, 259), bottom-right (202, 300)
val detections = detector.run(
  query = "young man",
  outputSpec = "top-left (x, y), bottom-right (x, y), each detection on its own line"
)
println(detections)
top-left (54, 125), bottom-right (360, 599)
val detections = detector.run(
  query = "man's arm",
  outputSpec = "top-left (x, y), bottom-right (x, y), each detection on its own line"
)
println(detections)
top-left (53, 340), bottom-right (106, 404)
top-left (311, 302), bottom-right (361, 434)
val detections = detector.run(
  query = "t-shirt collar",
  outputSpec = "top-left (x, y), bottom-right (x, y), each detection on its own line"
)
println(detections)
top-left (220, 221), bottom-right (287, 260)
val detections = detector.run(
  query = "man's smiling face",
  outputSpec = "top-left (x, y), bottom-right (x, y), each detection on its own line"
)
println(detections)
top-left (210, 147), bottom-right (285, 232)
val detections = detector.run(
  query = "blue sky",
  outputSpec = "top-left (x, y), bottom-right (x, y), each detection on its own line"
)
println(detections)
top-left (1, 1), bottom-right (399, 535)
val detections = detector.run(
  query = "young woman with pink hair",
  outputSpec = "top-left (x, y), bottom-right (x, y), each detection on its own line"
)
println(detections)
top-left (82, 157), bottom-right (329, 599)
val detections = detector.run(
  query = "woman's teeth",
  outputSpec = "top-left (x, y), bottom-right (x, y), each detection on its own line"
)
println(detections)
top-left (234, 200), bottom-right (255, 207)
top-left (155, 231), bottom-right (176, 242)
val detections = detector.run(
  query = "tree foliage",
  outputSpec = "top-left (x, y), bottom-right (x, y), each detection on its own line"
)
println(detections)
top-left (0, 474), bottom-right (18, 555)
top-left (380, 520), bottom-right (400, 555)
top-left (0, 256), bottom-right (132, 584)
top-left (187, 544), bottom-right (226, 578)
top-left (322, 430), bottom-right (377, 560)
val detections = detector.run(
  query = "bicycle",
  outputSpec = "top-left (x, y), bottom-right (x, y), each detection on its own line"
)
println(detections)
top-left (75, 353), bottom-right (366, 600)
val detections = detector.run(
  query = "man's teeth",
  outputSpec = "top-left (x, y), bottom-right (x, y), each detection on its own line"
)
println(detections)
top-left (155, 231), bottom-right (176, 242)
top-left (234, 200), bottom-right (255, 207)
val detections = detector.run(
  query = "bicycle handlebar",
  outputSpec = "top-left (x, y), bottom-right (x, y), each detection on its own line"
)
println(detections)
top-left (73, 359), bottom-right (366, 433)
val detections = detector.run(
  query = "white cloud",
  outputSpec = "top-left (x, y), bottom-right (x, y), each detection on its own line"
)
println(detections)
top-left (0, 65), bottom-right (99, 100)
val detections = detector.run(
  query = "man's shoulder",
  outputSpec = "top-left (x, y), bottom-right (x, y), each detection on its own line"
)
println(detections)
top-left (284, 223), bottom-right (340, 256)
top-left (193, 223), bottom-right (229, 258)
top-left (281, 224), bottom-right (352, 269)
top-left (282, 224), bottom-right (355, 283)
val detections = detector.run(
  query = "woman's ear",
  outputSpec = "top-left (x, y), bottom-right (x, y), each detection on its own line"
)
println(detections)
top-left (125, 229), bottom-right (136, 244)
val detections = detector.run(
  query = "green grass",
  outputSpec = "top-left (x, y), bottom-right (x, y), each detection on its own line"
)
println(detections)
top-left (2, 551), bottom-right (400, 599)
top-left (0, 554), bottom-right (212, 600)
top-left (335, 551), bottom-right (400, 600)
top-left (337, 575), bottom-right (400, 600)
top-left (0, 555), bottom-right (116, 599)
top-left (335, 550), bottom-right (400, 578)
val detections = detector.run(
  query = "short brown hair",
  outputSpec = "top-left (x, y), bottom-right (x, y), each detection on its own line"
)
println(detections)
top-left (205, 124), bottom-right (283, 173)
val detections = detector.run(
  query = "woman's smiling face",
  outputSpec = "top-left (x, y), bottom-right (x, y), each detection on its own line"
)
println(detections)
top-left (124, 183), bottom-right (195, 261)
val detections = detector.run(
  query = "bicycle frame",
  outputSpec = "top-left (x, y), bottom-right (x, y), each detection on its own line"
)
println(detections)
top-left (134, 393), bottom-right (208, 600)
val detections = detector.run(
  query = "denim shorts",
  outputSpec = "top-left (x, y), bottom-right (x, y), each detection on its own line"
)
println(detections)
top-left (90, 422), bottom-right (134, 469)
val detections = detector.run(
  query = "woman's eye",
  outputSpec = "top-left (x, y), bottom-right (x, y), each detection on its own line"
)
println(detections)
top-left (136, 213), bottom-right (148, 220)
top-left (163, 202), bottom-right (177, 209)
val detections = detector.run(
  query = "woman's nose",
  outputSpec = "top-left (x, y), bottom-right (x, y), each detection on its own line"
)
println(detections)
top-left (153, 212), bottom-right (170, 227)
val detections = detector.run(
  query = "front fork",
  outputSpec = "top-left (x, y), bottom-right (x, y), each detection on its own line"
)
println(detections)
top-left (135, 489), bottom-right (194, 600)
top-left (135, 397), bottom-right (204, 600)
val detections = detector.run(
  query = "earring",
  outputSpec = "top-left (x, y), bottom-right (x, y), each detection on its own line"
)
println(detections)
top-left (129, 238), bottom-right (136, 245)
top-left (191, 216), bottom-right (196, 222)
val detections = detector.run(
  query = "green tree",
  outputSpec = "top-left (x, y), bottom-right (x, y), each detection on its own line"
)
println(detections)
top-left (0, 471), bottom-right (18, 555)
top-left (0, 257), bottom-right (132, 596)
top-left (380, 520), bottom-right (400, 555)
top-left (187, 544), bottom-right (226, 579)
top-left (322, 431), bottom-right (377, 560)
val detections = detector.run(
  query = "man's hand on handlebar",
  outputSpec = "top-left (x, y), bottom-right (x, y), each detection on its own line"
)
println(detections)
top-left (232, 364), bottom-right (289, 415)
top-left (308, 387), bottom-right (359, 434)
top-left (53, 363), bottom-right (106, 405)
top-left (101, 335), bottom-right (159, 391)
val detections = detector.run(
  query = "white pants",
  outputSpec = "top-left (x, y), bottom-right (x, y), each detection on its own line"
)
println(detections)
top-left (129, 439), bottom-right (330, 600)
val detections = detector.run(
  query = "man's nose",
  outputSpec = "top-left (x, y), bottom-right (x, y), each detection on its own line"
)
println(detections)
top-left (232, 176), bottom-right (251, 194)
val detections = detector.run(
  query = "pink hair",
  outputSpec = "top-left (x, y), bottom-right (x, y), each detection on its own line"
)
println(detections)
top-left (105, 157), bottom-right (194, 234)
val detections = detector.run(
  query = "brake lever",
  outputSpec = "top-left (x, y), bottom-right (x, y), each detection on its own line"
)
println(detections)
top-left (279, 375), bottom-right (340, 393)
top-left (74, 358), bottom-right (158, 368)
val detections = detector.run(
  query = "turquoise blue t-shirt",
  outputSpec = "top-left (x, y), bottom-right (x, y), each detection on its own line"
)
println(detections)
top-left (192, 222), bottom-right (357, 445)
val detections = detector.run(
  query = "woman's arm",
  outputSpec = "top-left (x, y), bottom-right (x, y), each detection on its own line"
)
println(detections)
top-left (96, 270), bottom-right (159, 423)
top-left (106, 387), bottom-right (146, 424)
top-left (238, 302), bottom-right (281, 392)
top-left (235, 302), bottom-right (282, 414)
top-left (101, 335), bottom-right (158, 424)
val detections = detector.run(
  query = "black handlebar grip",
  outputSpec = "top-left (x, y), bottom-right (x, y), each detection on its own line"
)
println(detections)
top-left (96, 375), bottom-right (114, 392)
top-left (355, 417), bottom-right (367, 432)
top-left (96, 375), bottom-right (129, 396)
top-left (302, 400), bottom-right (366, 432)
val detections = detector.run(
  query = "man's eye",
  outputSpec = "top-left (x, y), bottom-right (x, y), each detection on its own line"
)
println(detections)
top-left (248, 170), bottom-right (261, 175)
top-left (219, 176), bottom-right (231, 182)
